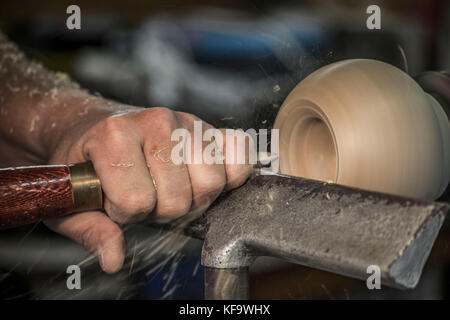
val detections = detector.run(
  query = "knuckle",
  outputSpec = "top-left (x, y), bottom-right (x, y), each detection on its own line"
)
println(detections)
top-left (149, 107), bottom-right (175, 126)
top-left (112, 190), bottom-right (156, 221)
top-left (158, 195), bottom-right (192, 218)
top-left (175, 111), bottom-right (198, 124)
top-left (101, 116), bottom-right (131, 144)
top-left (225, 164), bottom-right (253, 189)
top-left (143, 108), bottom-right (177, 141)
top-left (102, 115), bottom-right (129, 132)
top-left (194, 171), bottom-right (226, 200)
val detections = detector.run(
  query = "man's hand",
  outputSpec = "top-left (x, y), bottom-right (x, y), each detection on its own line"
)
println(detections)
top-left (45, 106), bottom-right (253, 273)
top-left (0, 33), bottom-right (253, 274)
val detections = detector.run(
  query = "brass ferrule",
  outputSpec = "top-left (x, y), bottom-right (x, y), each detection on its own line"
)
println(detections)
top-left (68, 162), bottom-right (103, 212)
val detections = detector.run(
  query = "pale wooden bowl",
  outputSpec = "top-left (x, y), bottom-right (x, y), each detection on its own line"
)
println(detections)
top-left (274, 59), bottom-right (450, 200)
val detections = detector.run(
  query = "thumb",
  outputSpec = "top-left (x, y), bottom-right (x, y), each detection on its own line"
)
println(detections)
top-left (45, 211), bottom-right (126, 274)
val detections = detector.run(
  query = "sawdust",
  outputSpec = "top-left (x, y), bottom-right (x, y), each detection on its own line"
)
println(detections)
top-left (78, 106), bottom-right (90, 116)
top-left (5, 82), bottom-right (20, 92)
top-left (29, 115), bottom-right (40, 132)
top-left (49, 88), bottom-right (58, 100)
top-left (28, 88), bottom-right (40, 98)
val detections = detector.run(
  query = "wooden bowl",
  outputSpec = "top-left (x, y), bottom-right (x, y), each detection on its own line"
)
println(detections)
top-left (274, 59), bottom-right (450, 200)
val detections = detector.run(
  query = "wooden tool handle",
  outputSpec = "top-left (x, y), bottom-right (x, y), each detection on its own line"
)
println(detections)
top-left (0, 162), bottom-right (103, 230)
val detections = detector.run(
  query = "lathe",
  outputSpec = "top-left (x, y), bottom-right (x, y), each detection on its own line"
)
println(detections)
top-left (1, 59), bottom-right (449, 299)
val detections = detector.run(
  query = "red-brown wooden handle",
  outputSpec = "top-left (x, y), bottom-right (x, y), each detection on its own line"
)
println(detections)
top-left (0, 162), bottom-right (103, 230)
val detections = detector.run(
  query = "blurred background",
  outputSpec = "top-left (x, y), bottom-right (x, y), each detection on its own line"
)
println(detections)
top-left (0, 0), bottom-right (449, 299)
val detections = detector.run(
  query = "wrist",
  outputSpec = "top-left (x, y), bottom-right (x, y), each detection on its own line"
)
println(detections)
top-left (39, 89), bottom-right (143, 162)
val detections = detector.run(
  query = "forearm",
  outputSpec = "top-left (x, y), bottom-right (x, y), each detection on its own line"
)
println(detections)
top-left (0, 32), bottom-right (139, 166)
